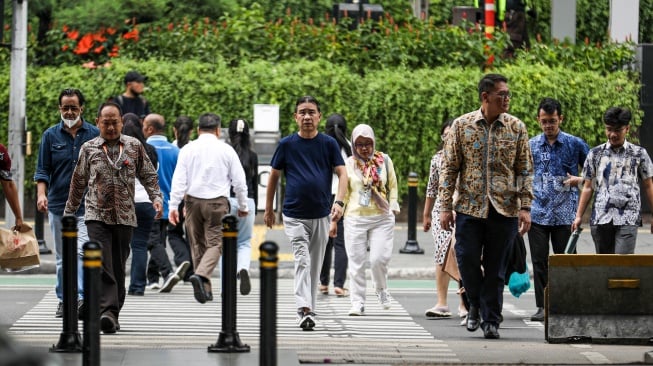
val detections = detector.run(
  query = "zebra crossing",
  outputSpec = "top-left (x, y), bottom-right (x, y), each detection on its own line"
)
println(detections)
top-left (7, 279), bottom-right (460, 364)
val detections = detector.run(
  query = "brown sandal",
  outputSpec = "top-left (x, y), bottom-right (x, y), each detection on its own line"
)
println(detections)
top-left (334, 287), bottom-right (349, 297)
top-left (319, 285), bottom-right (329, 295)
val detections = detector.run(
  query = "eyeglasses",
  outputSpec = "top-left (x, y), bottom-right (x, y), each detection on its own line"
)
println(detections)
top-left (60, 105), bottom-right (81, 112)
top-left (492, 92), bottom-right (512, 100)
top-left (355, 142), bottom-right (373, 149)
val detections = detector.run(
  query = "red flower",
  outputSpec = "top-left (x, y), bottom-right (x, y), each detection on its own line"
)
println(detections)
top-left (74, 33), bottom-right (94, 55)
top-left (62, 44), bottom-right (69, 51)
top-left (167, 23), bottom-right (174, 31)
top-left (122, 28), bottom-right (139, 41)
top-left (108, 45), bottom-right (119, 58)
top-left (93, 45), bottom-right (104, 54)
top-left (66, 30), bottom-right (79, 40)
top-left (106, 27), bottom-right (117, 36)
top-left (92, 31), bottom-right (106, 43)
top-left (62, 25), bottom-right (69, 32)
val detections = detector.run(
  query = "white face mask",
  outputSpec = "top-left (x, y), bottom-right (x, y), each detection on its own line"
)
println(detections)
top-left (61, 114), bottom-right (80, 129)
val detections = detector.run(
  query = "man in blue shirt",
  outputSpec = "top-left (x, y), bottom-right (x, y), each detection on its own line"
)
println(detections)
top-left (34, 88), bottom-right (99, 318)
top-left (528, 97), bottom-right (588, 322)
top-left (264, 96), bottom-right (347, 331)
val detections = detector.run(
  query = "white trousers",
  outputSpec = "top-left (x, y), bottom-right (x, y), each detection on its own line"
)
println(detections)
top-left (283, 215), bottom-right (329, 312)
top-left (344, 213), bottom-right (395, 306)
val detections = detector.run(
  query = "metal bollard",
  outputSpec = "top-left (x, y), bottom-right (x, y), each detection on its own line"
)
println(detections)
top-left (400, 172), bottom-right (424, 254)
top-left (50, 215), bottom-right (82, 353)
top-left (259, 241), bottom-right (279, 366)
top-left (82, 241), bottom-right (102, 366)
top-left (208, 215), bottom-right (250, 353)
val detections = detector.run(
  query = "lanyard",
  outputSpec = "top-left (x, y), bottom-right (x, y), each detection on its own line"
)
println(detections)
top-left (103, 143), bottom-right (124, 169)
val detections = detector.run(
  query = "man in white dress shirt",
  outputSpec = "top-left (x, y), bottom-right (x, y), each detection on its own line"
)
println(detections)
top-left (169, 113), bottom-right (249, 304)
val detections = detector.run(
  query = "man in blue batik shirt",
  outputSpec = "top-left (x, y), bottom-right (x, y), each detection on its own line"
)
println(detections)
top-left (34, 88), bottom-right (100, 318)
top-left (528, 98), bottom-right (589, 322)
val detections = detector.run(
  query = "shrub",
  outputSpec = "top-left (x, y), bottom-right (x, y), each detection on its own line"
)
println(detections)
top-left (0, 59), bottom-right (639, 198)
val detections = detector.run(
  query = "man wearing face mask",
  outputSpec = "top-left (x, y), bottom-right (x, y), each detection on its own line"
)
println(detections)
top-left (34, 88), bottom-right (99, 318)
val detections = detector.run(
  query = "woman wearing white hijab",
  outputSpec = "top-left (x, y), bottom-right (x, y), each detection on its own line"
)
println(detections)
top-left (335, 123), bottom-right (400, 316)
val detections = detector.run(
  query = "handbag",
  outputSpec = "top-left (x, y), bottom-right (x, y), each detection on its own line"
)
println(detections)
top-left (442, 235), bottom-right (461, 282)
top-left (508, 263), bottom-right (531, 298)
top-left (0, 224), bottom-right (40, 272)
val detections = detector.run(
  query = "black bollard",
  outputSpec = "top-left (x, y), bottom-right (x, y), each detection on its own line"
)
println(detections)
top-left (82, 242), bottom-right (101, 366)
top-left (50, 215), bottom-right (82, 353)
top-left (400, 172), bottom-right (424, 254)
top-left (208, 215), bottom-right (250, 353)
top-left (259, 241), bottom-right (279, 366)
top-left (34, 189), bottom-right (51, 255)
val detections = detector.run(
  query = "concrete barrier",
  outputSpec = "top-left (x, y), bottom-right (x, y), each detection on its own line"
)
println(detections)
top-left (546, 254), bottom-right (653, 345)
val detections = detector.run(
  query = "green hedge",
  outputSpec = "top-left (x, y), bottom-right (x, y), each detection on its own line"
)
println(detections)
top-left (0, 59), bottom-right (640, 197)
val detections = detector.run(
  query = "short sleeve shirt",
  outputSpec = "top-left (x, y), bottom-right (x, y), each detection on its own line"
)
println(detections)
top-left (270, 133), bottom-right (344, 219)
top-left (582, 141), bottom-right (653, 226)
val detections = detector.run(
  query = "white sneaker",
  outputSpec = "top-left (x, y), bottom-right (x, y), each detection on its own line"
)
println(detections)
top-left (298, 311), bottom-right (316, 331)
top-left (348, 304), bottom-right (365, 316)
top-left (376, 290), bottom-right (392, 310)
top-left (146, 280), bottom-right (160, 291)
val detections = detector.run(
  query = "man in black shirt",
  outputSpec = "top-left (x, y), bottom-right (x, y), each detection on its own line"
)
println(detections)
top-left (111, 70), bottom-right (151, 118)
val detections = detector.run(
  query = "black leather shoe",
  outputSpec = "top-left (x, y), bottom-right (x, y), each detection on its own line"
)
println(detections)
top-left (189, 275), bottom-right (207, 304)
top-left (483, 322), bottom-right (500, 339)
top-left (206, 291), bottom-right (213, 301)
top-left (530, 307), bottom-right (544, 322)
top-left (466, 306), bottom-right (480, 332)
top-left (100, 314), bottom-right (117, 334)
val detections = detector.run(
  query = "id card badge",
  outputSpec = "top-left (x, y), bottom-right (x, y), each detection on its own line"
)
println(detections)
top-left (359, 188), bottom-right (371, 207)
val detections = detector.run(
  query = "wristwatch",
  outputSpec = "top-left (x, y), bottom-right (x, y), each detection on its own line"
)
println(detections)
top-left (520, 207), bottom-right (531, 212)
top-left (334, 200), bottom-right (345, 208)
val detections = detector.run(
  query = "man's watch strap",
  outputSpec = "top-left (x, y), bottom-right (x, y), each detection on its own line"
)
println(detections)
top-left (520, 207), bottom-right (531, 212)
top-left (334, 200), bottom-right (345, 208)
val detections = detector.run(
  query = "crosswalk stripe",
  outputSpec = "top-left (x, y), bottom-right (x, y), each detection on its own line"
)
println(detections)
top-left (8, 280), bottom-right (459, 363)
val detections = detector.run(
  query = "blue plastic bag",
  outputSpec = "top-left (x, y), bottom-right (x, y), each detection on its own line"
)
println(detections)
top-left (508, 263), bottom-right (531, 298)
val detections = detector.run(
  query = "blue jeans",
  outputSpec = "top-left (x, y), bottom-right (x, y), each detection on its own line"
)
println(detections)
top-left (129, 203), bottom-right (155, 293)
top-left (455, 205), bottom-right (517, 325)
top-left (50, 212), bottom-right (87, 301)
top-left (219, 197), bottom-right (255, 275)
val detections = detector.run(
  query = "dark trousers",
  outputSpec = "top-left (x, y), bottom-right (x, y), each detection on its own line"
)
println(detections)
top-left (455, 205), bottom-right (517, 325)
top-left (320, 217), bottom-right (348, 288)
top-left (167, 219), bottom-right (194, 281)
top-left (527, 223), bottom-right (571, 308)
top-left (146, 219), bottom-right (173, 283)
top-left (86, 220), bottom-right (133, 320)
top-left (129, 203), bottom-right (155, 293)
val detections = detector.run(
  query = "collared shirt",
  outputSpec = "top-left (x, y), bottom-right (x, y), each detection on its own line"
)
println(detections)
top-left (146, 134), bottom-right (179, 217)
top-left (64, 134), bottom-right (162, 227)
top-left (34, 121), bottom-right (100, 216)
top-left (529, 131), bottom-right (589, 226)
top-left (582, 140), bottom-right (653, 226)
top-left (439, 108), bottom-right (534, 218)
top-left (169, 133), bottom-right (248, 212)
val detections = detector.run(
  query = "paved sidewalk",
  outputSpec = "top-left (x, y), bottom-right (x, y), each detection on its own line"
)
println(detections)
top-left (6, 217), bottom-right (653, 279)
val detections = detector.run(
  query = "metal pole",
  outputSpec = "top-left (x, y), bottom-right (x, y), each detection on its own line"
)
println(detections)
top-left (400, 172), bottom-right (424, 254)
top-left (259, 241), bottom-right (279, 366)
top-left (5, 0), bottom-right (27, 227)
top-left (82, 241), bottom-right (101, 366)
top-left (51, 215), bottom-right (82, 353)
top-left (208, 215), bottom-right (250, 353)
